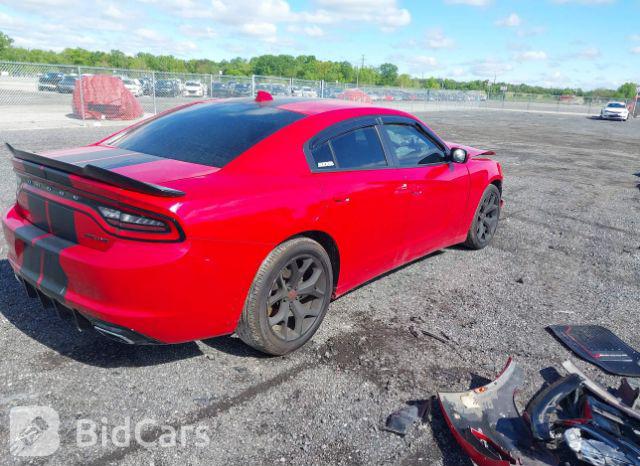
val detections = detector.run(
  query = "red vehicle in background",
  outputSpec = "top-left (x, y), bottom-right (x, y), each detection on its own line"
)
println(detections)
top-left (2, 94), bottom-right (503, 355)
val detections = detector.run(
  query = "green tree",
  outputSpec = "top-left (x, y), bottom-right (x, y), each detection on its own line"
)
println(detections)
top-left (616, 82), bottom-right (638, 100)
top-left (0, 31), bottom-right (13, 54)
top-left (378, 63), bottom-right (398, 86)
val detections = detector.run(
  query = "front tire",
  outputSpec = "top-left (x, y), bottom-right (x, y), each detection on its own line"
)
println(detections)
top-left (236, 238), bottom-right (333, 355)
top-left (463, 184), bottom-right (501, 250)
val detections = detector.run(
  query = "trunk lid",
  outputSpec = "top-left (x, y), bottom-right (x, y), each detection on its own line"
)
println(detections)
top-left (40, 144), bottom-right (219, 184)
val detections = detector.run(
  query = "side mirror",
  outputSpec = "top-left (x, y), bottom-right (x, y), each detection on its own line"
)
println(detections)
top-left (451, 148), bottom-right (468, 164)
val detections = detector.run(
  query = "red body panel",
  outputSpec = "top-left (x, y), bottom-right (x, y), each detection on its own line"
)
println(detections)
top-left (2, 99), bottom-right (503, 343)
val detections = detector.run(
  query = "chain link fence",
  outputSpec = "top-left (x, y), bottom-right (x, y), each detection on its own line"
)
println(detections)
top-left (0, 60), bottom-right (636, 130)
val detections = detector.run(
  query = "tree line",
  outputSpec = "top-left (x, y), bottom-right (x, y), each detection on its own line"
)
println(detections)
top-left (0, 31), bottom-right (636, 99)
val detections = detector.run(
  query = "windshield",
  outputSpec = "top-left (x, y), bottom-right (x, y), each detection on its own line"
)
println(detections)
top-left (185, 81), bottom-right (199, 86)
top-left (607, 103), bottom-right (625, 108)
top-left (110, 101), bottom-right (304, 167)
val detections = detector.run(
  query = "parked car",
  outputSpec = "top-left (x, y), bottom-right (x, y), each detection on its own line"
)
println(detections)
top-left (600, 101), bottom-right (630, 121)
top-left (184, 80), bottom-right (205, 97)
top-left (154, 79), bottom-right (181, 97)
top-left (3, 95), bottom-right (502, 355)
top-left (120, 78), bottom-right (143, 97)
top-left (210, 82), bottom-right (231, 97)
top-left (300, 86), bottom-right (318, 98)
top-left (56, 75), bottom-right (79, 93)
top-left (38, 72), bottom-right (65, 91)
top-left (232, 83), bottom-right (251, 96)
top-left (139, 77), bottom-right (154, 95)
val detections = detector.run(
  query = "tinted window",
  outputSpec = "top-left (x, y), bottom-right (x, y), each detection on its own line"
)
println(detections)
top-left (381, 124), bottom-right (445, 166)
top-left (330, 127), bottom-right (387, 170)
top-left (111, 101), bottom-right (304, 167)
top-left (311, 143), bottom-right (335, 169)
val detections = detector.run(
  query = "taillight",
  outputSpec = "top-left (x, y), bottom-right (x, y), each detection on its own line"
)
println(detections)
top-left (97, 206), bottom-right (169, 233)
top-left (16, 174), bottom-right (184, 242)
top-left (93, 202), bottom-right (183, 241)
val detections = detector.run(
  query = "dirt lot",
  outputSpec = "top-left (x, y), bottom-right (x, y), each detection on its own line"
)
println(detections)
top-left (0, 111), bottom-right (638, 465)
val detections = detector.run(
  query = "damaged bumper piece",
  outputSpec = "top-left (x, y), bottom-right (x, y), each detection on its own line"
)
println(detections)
top-left (438, 358), bottom-right (640, 466)
top-left (548, 325), bottom-right (640, 377)
top-left (437, 358), bottom-right (557, 465)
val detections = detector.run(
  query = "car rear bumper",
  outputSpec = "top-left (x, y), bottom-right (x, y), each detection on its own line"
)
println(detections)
top-left (2, 205), bottom-right (244, 344)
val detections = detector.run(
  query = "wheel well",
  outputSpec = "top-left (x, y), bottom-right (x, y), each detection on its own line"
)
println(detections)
top-left (491, 179), bottom-right (502, 194)
top-left (290, 230), bottom-right (340, 291)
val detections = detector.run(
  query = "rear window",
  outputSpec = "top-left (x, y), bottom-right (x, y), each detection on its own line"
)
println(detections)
top-left (110, 101), bottom-right (304, 167)
top-left (330, 127), bottom-right (387, 170)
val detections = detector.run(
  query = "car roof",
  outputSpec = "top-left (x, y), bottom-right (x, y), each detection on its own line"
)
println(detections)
top-left (274, 98), bottom-right (400, 116)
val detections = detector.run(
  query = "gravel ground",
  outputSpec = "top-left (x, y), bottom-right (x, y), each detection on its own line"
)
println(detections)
top-left (0, 110), bottom-right (638, 465)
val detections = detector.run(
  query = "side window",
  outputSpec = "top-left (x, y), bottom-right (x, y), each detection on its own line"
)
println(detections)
top-left (381, 124), bottom-right (446, 166)
top-left (330, 127), bottom-right (387, 170)
top-left (311, 142), bottom-right (336, 169)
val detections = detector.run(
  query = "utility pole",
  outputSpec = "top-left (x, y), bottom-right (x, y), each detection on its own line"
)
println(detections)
top-left (356, 54), bottom-right (364, 88)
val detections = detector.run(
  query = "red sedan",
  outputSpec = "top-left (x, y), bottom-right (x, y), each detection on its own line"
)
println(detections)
top-left (2, 94), bottom-right (503, 355)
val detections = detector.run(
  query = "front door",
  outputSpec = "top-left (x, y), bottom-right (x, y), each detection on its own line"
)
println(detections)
top-left (378, 122), bottom-right (469, 261)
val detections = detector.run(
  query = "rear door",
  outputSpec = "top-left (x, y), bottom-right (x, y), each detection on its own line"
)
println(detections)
top-left (378, 118), bottom-right (469, 260)
top-left (306, 118), bottom-right (409, 290)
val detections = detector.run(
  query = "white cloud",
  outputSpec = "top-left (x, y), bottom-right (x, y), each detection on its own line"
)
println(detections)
top-left (303, 25), bottom-right (324, 37)
top-left (629, 34), bottom-right (640, 41)
top-left (400, 54), bottom-right (439, 74)
top-left (313, 0), bottom-right (411, 28)
top-left (551, 0), bottom-right (615, 4)
top-left (240, 22), bottom-right (278, 38)
top-left (412, 55), bottom-right (438, 66)
top-left (631, 46), bottom-right (640, 55)
top-left (495, 13), bottom-right (521, 27)
top-left (444, 0), bottom-right (492, 5)
top-left (134, 28), bottom-right (164, 42)
top-left (425, 28), bottom-right (455, 49)
top-left (202, 0), bottom-right (411, 43)
top-left (516, 26), bottom-right (546, 37)
top-left (179, 25), bottom-right (217, 38)
top-left (515, 50), bottom-right (548, 61)
top-left (470, 59), bottom-right (513, 77)
top-left (450, 66), bottom-right (465, 77)
top-left (578, 47), bottom-right (601, 59)
top-left (103, 4), bottom-right (125, 20)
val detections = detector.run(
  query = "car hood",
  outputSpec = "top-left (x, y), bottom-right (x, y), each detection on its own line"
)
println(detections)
top-left (604, 107), bottom-right (626, 113)
top-left (443, 141), bottom-right (495, 158)
top-left (40, 145), bottom-right (219, 184)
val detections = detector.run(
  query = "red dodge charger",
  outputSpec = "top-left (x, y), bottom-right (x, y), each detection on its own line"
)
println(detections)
top-left (2, 94), bottom-right (503, 355)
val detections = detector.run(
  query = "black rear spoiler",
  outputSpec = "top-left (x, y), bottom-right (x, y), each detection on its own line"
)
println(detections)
top-left (5, 143), bottom-right (185, 198)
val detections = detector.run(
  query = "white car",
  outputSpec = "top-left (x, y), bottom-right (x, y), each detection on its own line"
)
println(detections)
top-left (184, 80), bottom-right (205, 97)
top-left (600, 102), bottom-right (629, 121)
top-left (121, 78), bottom-right (143, 97)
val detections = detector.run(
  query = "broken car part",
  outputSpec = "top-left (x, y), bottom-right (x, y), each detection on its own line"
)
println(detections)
top-left (438, 358), bottom-right (557, 465)
top-left (549, 325), bottom-right (640, 377)
top-left (384, 405), bottom-right (420, 436)
top-left (564, 426), bottom-right (640, 466)
top-left (562, 360), bottom-right (640, 422)
top-left (526, 374), bottom-right (583, 442)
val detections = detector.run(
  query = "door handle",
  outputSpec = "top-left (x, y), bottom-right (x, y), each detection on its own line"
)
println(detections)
top-left (333, 196), bottom-right (350, 203)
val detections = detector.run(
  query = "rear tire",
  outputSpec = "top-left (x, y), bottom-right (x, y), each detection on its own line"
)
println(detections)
top-left (236, 238), bottom-right (333, 356)
top-left (463, 184), bottom-right (501, 250)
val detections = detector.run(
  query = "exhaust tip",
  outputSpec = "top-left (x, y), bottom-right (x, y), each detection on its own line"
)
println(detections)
top-left (93, 326), bottom-right (136, 345)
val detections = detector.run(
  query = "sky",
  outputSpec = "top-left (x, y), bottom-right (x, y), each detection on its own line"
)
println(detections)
top-left (0, 0), bottom-right (638, 90)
